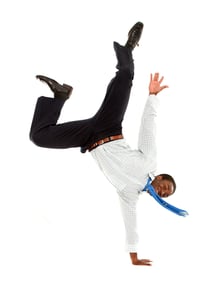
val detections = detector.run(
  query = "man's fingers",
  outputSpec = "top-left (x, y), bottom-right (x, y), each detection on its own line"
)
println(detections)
top-left (158, 76), bottom-right (164, 84)
top-left (154, 72), bottom-right (159, 81)
top-left (150, 72), bottom-right (159, 81)
top-left (160, 85), bottom-right (169, 91)
top-left (132, 257), bottom-right (153, 266)
top-left (142, 262), bottom-right (152, 266)
top-left (141, 259), bottom-right (153, 265)
top-left (141, 259), bottom-right (152, 261)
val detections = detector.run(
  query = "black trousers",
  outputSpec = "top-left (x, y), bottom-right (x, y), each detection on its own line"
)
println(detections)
top-left (29, 42), bottom-right (134, 153)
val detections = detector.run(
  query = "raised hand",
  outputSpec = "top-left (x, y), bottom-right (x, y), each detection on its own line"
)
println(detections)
top-left (149, 72), bottom-right (169, 95)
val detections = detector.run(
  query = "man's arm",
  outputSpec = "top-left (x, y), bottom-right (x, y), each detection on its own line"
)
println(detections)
top-left (118, 189), bottom-right (152, 266)
top-left (129, 73), bottom-right (168, 265)
top-left (137, 73), bottom-right (168, 156)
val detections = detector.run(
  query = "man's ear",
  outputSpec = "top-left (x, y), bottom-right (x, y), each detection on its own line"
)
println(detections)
top-left (156, 175), bottom-right (163, 181)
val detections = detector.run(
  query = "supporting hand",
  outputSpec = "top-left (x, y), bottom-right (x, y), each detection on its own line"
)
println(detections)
top-left (149, 72), bottom-right (169, 95)
top-left (130, 253), bottom-right (152, 266)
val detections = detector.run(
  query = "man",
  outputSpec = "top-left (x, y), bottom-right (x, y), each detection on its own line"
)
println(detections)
top-left (30, 22), bottom-right (176, 266)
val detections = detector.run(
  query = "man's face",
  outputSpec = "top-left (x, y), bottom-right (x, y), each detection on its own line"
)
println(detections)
top-left (152, 177), bottom-right (174, 198)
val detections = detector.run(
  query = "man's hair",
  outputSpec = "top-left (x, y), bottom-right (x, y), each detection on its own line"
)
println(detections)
top-left (160, 173), bottom-right (176, 193)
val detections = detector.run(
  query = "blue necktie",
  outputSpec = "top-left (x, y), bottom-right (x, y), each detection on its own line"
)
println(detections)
top-left (142, 178), bottom-right (189, 217)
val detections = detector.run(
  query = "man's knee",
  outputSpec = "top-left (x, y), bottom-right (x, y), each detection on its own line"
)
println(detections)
top-left (29, 130), bottom-right (48, 148)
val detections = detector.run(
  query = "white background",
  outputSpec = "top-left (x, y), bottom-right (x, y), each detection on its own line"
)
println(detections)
top-left (1, 0), bottom-right (211, 306)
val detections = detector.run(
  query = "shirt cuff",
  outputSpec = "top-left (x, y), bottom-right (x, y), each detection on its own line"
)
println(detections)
top-left (125, 243), bottom-right (138, 253)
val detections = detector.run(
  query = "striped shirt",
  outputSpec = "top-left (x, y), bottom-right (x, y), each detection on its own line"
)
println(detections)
top-left (91, 95), bottom-right (159, 252)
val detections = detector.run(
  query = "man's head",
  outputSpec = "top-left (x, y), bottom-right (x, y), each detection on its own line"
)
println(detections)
top-left (151, 174), bottom-right (176, 198)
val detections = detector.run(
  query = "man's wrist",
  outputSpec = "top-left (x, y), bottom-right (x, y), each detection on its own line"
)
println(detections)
top-left (130, 252), bottom-right (138, 264)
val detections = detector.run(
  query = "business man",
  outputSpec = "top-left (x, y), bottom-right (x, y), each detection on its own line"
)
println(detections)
top-left (30, 22), bottom-right (176, 265)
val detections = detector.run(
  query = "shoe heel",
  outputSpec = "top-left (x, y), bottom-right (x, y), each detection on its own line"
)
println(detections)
top-left (63, 84), bottom-right (73, 91)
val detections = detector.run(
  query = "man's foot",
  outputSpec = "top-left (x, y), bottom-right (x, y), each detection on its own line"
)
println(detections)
top-left (125, 22), bottom-right (144, 50)
top-left (36, 75), bottom-right (73, 99)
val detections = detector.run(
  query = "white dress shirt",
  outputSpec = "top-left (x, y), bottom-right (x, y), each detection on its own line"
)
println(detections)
top-left (91, 95), bottom-right (159, 252)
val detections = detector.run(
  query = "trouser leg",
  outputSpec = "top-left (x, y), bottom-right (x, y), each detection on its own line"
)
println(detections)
top-left (29, 96), bottom-right (93, 149)
top-left (29, 42), bottom-right (135, 152)
top-left (92, 42), bottom-right (134, 138)
top-left (29, 96), bottom-right (65, 140)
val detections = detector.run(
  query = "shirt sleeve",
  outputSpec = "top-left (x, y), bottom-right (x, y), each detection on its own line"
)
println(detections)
top-left (117, 188), bottom-right (139, 252)
top-left (137, 95), bottom-right (160, 159)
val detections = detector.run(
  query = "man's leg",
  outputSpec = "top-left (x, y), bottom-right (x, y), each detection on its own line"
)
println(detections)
top-left (90, 22), bottom-right (143, 138)
top-left (30, 22), bottom-right (144, 152)
top-left (80, 22), bottom-right (144, 152)
top-left (92, 42), bottom-right (134, 137)
top-left (29, 79), bottom-right (93, 149)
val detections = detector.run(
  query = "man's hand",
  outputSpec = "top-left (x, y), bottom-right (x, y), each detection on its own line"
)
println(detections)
top-left (149, 72), bottom-right (168, 95)
top-left (130, 253), bottom-right (152, 266)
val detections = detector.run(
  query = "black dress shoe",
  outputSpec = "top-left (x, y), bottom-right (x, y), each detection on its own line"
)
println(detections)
top-left (125, 22), bottom-right (144, 50)
top-left (36, 75), bottom-right (73, 99)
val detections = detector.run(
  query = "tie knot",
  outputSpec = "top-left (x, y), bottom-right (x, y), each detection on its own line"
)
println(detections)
top-left (142, 177), bottom-right (152, 192)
